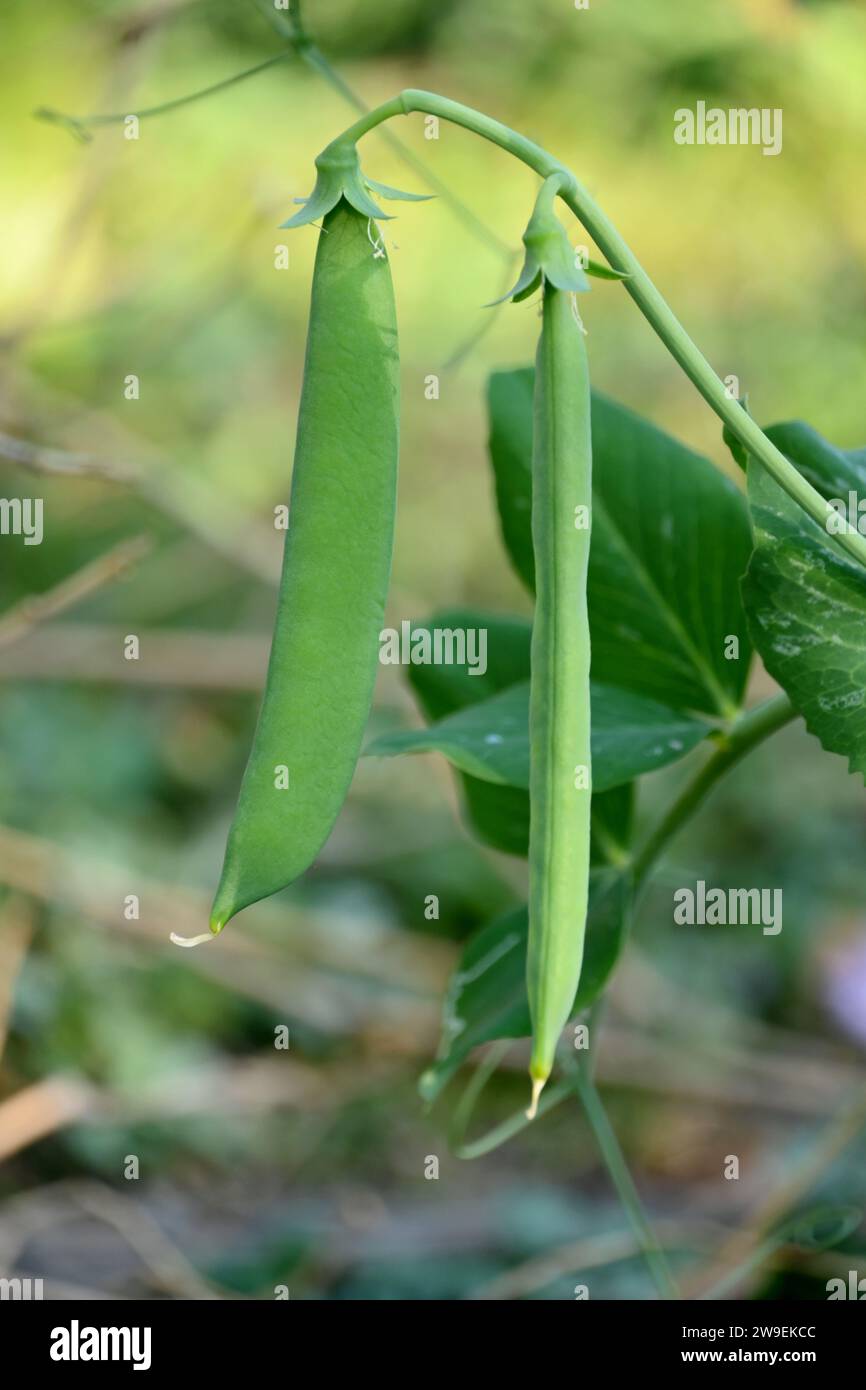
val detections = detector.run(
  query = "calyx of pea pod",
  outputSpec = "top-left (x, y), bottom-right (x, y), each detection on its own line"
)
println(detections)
top-left (490, 174), bottom-right (629, 305)
top-left (281, 141), bottom-right (431, 229)
top-left (489, 174), bottom-right (589, 305)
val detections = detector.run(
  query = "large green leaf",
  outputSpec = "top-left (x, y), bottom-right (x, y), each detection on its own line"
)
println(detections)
top-left (419, 868), bottom-right (629, 1102)
top-left (743, 453), bottom-right (866, 779)
top-left (456, 776), bottom-right (633, 862)
top-left (487, 370), bottom-right (536, 592)
top-left (402, 608), bottom-right (531, 717)
top-left (372, 611), bottom-right (691, 854)
top-left (460, 779), bottom-right (531, 856)
top-left (487, 372), bottom-right (753, 716)
top-left (394, 610), bottom-right (533, 852)
top-left (591, 784), bottom-right (633, 865)
top-left (367, 679), bottom-right (710, 791)
top-left (763, 421), bottom-right (866, 503)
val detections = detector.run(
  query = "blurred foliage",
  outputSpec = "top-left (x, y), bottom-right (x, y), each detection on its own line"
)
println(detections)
top-left (1, 0), bottom-right (866, 1300)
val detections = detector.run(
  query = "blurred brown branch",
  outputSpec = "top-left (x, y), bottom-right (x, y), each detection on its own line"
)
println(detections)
top-left (0, 1050), bottom-right (407, 1166)
top-left (597, 1017), bottom-right (866, 1121)
top-left (469, 1220), bottom-right (722, 1301)
top-left (469, 1222), bottom-right (866, 1302)
top-left (0, 1077), bottom-right (99, 1163)
top-left (0, 623), bottom-right (269, 688)
top-left (0, 433), bottom-right (137, 482)
top-left (0, 421), bottom-right (281, 584)
top-left (0, 1176), bottom-right (223, 1300)
top-left (0, 536), bottom-right (151, 653)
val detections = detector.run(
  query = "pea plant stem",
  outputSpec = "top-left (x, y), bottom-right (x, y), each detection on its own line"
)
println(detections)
top-left (631, 693), bottom-right (797, 893)
top-left (35, 51), bottom-right (297, 136)
top-left (332, 89), bottom-right (866, 569)
top-left (558, 999), bottom-right (680, 1301)
top-left (567, 1054), bottom-right (681, 1301)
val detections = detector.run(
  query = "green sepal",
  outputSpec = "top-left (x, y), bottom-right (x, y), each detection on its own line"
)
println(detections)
top-left (488, 175), bottom-right (590, 306)
top-left (281, 175), bottom-right (344, 229)
top-left (282, 142), bottom-right (429, 229)
top-left (365, 176), bottom-right (433, 203)
top-left (341, 170), bottom-right (391, 221)
top-left (512, 267), bottom-right (543, 303)
top-left (523, 207), bottom-right (589, 293)
top-left (584, 259), bottom-right (630, 281)
top-left (486, 261), bottom-right (542, 307)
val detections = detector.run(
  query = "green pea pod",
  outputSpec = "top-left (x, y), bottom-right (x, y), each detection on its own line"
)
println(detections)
top-left (210, 201), bottom-right (399, 933)
top-left (526, 282), bottom-right (592, 1115)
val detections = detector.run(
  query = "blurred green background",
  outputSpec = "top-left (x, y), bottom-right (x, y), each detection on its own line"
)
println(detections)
top-left (1, 0), bottom-right (866, 1300)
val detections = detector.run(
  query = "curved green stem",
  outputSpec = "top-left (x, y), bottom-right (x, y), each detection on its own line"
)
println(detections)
top-left (632, 693), bottom-right (797, 891)
top-left (454, 1008), bottom-right (679, 1299)
top-left (329, 89), bottom-right (866, 569)
top-left (257, 1), bottom-right (513, 257)
top-left (337, 90), bottom-right (561, 175)
top-left (450, 1067), bottom-right (577, 1160)
top-left (559, 1004), bottom-right (679, 1300)
top-left (569, 1059), bottom-right (681, 1300)
top-left (35, 51), bottom-right (296, 137)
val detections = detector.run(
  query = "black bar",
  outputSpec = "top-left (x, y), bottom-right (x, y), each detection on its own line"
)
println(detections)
top-left (1, 1296), bottom-right (862, 1374)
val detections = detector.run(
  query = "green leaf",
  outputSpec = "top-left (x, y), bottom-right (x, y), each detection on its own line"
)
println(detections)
top-left (458, 777), bottom-right (633, 862)
top-left (742, 455), bottom-right (866, 779)
top-left (751, 419), bottom-right (866, 504)
top-left (487, 372), bottom-right (753, 716)
top-left (487, 371), bottom-right (536, 592)
top-left (403, 609), bottom-right (532, 719)
top-left (367, 679), bottom-right (711, 791)
top-left (591, 784), bottom-right (634, 865)
top-left (781, 1205), bottom-right (863, 1252)
top-left (721, 395), bottom-right (752, 472)
top-left (397, 610), bottom-right (533, 853)
top-left (588, 393), bottom-right (752, 716)
top-left (461, 779), bottom-right (532, 856)
top-left (419, 868), bottom-right (629, 1102)
top-left (460, 777), bottom-right (634, 861)
top-left (371, 612), bottom-right (692, 855)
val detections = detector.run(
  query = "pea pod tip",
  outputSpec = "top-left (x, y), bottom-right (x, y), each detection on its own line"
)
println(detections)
top-left (525, 1074), bottom-right (547, 1121)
